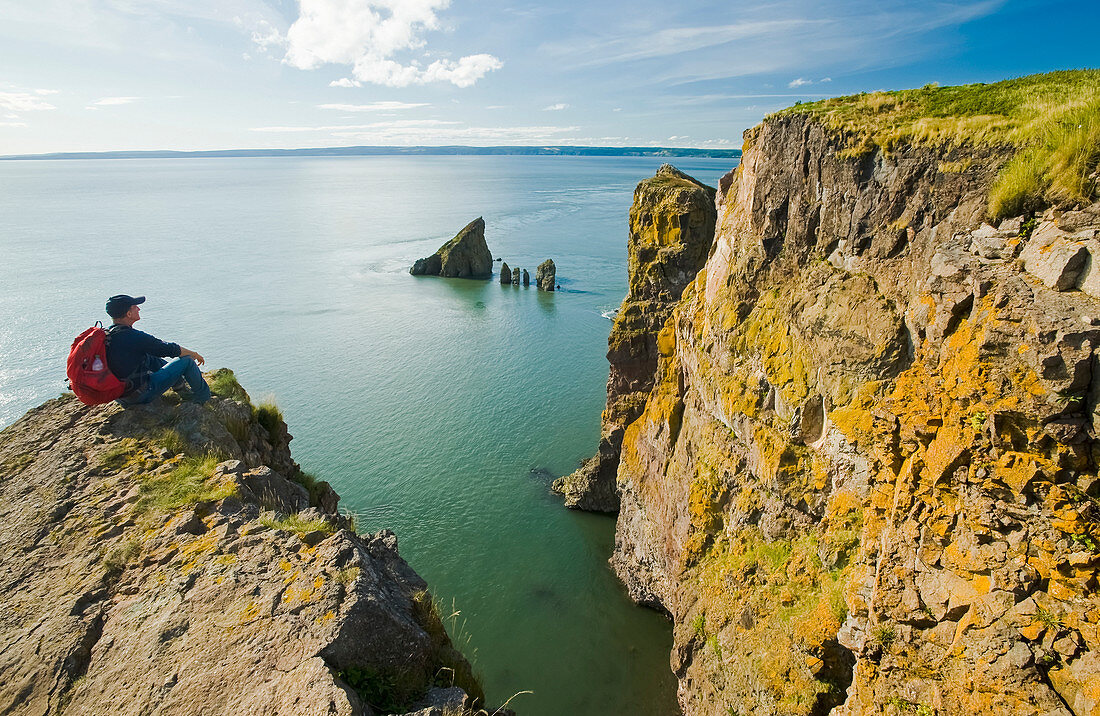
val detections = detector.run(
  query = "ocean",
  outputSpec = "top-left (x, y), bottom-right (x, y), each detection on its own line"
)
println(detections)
top-left (0, 154), bottom-right (737, 715)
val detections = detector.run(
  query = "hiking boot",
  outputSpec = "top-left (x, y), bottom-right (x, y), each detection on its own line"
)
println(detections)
top-left (172, 379), bottom-right (194, 401)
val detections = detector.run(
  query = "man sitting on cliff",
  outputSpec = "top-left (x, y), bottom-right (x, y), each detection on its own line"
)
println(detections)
top-left (104, 294), bottom-right (211, 406)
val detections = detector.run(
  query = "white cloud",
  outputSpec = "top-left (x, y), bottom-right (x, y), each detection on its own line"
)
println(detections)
top-left (250, 18), bottom-right (285, 52)
top-left (542, 103), bottom-right (569, 111)
top-left (0, 121), bottom-right (28, 127)
top-left (0, 91), bottom-right (56, 112)
top-left (283, 0), bottom-right (502, 88)
top-left (89, 96), bottom-right (139, 106)
top-left (329, 78), bottom-right (359, 87)
top-left (251, 119), bottom-right (460, 132)
top-left (34, 88), bottom-right (59, 95)
top-left (789, 76), bottom-right (832, 88)
top-left (319, 101), bottom-right (430, 111)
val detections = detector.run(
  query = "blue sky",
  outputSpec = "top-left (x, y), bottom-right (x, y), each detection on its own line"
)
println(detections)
top-left (0, 0), bottom-right (1097, 153)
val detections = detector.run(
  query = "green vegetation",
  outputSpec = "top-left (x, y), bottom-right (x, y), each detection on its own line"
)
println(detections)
top-left (103, 537), bottom-right (141, 578)
top-left (291, 469), bottom-right (332, 510)
top-left (1019, 216), bottom-right (1039, 238)
top-left (258, 510), bottom-right (335, 539)
top-left (411, 590), bottom-right (486, 706)
top-left (340, 666), bottom-right (405, 714)
top-left (98, 439), bottom-right (143, 470)
top-left (887, 697), bottom-right (934, 715)
top-left (691, 612), bottom-right (707, 640)
top-left (870, 623), bottom-right (897, 650)
top-left (206, 368), bottom-right (250, 402)
top-left (136, 454), bottom-right (235, 514)
top-left (775, 70), bottom-right (1100, 219)
top-left (989, 97), bottom-right (1100, 218)
top-left (157, 428), bottom-right (189, 455)
top-left (253, 399), bottom-right (283, 436)
top-left (1035, 607), bottom-right (1063, 629)
top-left (334, 566), bottom-right (360, 585)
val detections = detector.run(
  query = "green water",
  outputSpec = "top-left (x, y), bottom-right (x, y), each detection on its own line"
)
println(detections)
top-left (0, 155), bottom-right (736, 714)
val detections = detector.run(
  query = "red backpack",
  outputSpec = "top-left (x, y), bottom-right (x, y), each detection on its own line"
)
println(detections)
top-left (67, 322), bottom-right (126, 405)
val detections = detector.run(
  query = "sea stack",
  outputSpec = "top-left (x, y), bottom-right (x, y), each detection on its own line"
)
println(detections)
top-left (500, 262), bottom-right (511, 284)
top-left (410, 217), bottom-right (493, 279)
top-left (512, 267), bottom-right (520, 285)
top-left (536, 259), bottom-right (556, 291)
top-left (522, 269), bottom-right (530, 287)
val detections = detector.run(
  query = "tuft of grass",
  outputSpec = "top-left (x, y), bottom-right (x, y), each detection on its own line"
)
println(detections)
top-left (691, 612), bottom-right (707, 640)
top-left (252, 399), bottom-right (283, 436)
top-left (98, 439), bottom-right (143, 471)
top-left (340, 667), bottom-right (405, 714)
top-left (1035, 607), bottom-right (1063, 629)
top-left (341, 508), bottom-right (359, 534)
top-left (870, 623), bottom-right (897, 650)
top-left (103, 537), bottom-right (141, 578)
top-left (157, 428), bottom-right (189, 456)
top-left (334, 566), bottom-right (360, 586)
top-left (412, 590), bottom-right (486, 707)
top-left (989, 98), bottom-right (1100, 219)
top-left (206, 368), bottom-right (250, 403)
top-left (938, 158), bottom-right (973, 173)
top-left (136, 454), bottom-right (235, 514)
top-left (292, 469), bottom-right (334, 510)
top-left (258, 510), bottom-right (335, 539)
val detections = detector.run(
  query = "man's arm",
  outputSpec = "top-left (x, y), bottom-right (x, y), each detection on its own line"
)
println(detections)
top-left (180, 348), bottom-right (205, 366)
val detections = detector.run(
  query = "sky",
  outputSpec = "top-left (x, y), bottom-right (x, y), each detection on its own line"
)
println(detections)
top-left (0, 0), bottom-right (1097, 154)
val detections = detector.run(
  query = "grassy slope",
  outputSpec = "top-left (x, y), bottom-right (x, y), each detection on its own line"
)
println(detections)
top-left (773, 70), bottom-right (1100, 219)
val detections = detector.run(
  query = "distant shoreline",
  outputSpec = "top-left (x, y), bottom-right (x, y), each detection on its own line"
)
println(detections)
top-left (0, 145), bottom-right (742, 161)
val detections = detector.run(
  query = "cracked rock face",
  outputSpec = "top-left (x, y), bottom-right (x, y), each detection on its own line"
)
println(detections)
top-left (610, 113), bottom-right (1100, 715)
top-left (553, 164), bottom-right (716, 512)
top-left (0, 386), bottom-right (480, 716)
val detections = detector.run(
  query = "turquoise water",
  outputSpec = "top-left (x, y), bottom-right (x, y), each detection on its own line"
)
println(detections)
top-left (0, 155), bottom-right (736, 715)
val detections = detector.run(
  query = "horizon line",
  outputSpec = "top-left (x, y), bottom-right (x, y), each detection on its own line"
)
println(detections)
top-left (0, 144), bottom-right (743, 161)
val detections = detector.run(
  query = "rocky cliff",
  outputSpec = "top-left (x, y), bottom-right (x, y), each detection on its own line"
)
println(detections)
top-left (411, 217), bottom-right (493, 279)
top-left (599, 73), bottom-right (1100, 715)
top-left (553, 165), bottom-right (716, 511)
top-left (0, 371), bottom-right (483, 716)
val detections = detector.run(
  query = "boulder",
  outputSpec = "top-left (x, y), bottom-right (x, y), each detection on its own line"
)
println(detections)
top-left (410, 217), bottom-right (493, 279)
top-left (1019, 221), bottom-right (1092, 291)
top-left (500, 262), bottom-right (511, 285)
top-left (536, 259), bottom-right (556, 291)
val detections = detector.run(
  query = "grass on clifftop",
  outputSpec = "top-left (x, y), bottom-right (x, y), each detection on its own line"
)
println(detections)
top-left (774, 70), bottom-right (1100, 219)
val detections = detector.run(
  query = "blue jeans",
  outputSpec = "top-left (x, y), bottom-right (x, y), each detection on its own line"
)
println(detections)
top-left (121, 356), bottom-right (211, 406)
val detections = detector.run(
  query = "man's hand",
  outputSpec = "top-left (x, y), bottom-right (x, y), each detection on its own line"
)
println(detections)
top-left (181, 348), bottom-right (205, 366)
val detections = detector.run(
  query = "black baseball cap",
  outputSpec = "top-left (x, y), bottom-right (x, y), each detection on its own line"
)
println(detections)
top-left (105, 294), bottom-right (145, 318)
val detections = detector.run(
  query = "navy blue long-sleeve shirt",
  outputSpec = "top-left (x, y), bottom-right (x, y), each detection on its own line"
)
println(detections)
top-left (105, 325), bottom-right (181, 381)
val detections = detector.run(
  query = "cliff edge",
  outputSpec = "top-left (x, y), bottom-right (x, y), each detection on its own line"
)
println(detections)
top-left (0, 370), bottom-right (483, 716)
top-left (604, 71), bottom-right (1100, 715)
top-left (553, 164), bottom-right (716, 511)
